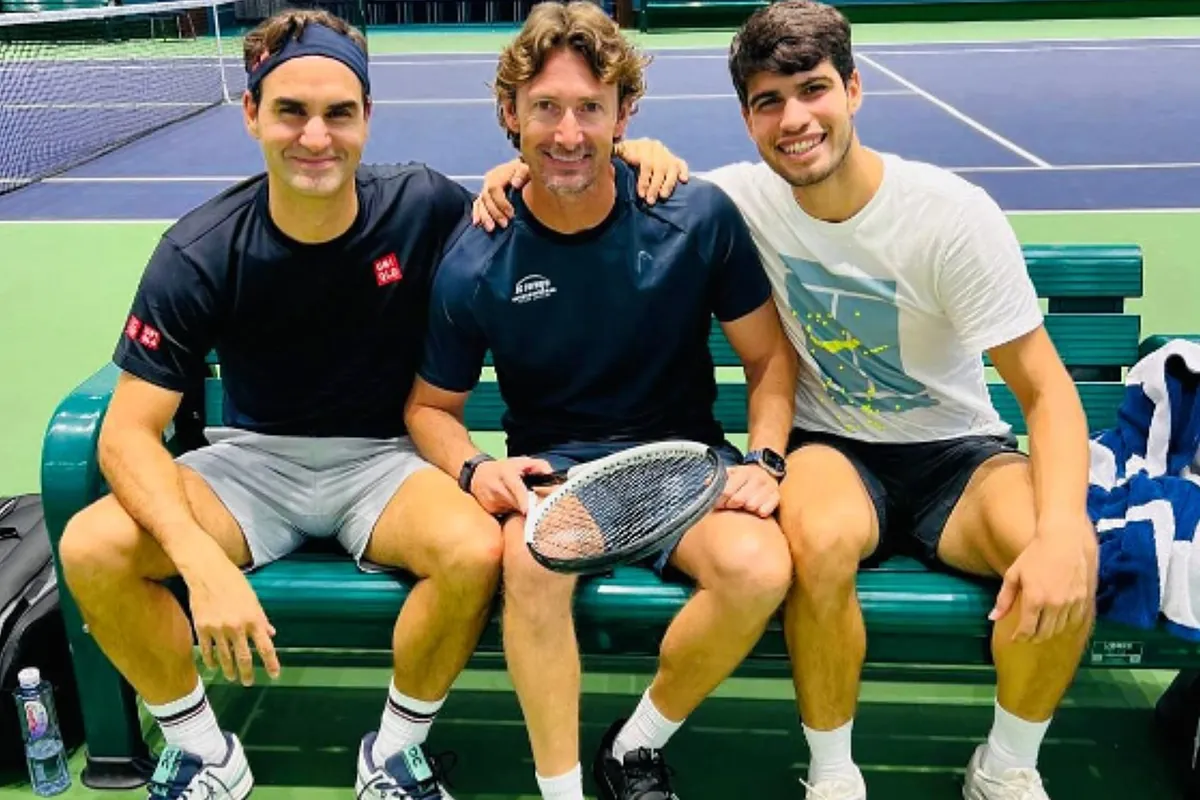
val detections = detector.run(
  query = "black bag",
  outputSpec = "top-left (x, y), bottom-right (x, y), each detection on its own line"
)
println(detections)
top-left (0, 495), bottom-right (84, 766)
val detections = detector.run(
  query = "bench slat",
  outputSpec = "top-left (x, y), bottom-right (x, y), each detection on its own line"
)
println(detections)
top-left (203, 378), bottom-right (1125, 436)
top-left (246, 552), bottom-right (1200, 669)
top-left (452, 381), bottom-right (1124, 437)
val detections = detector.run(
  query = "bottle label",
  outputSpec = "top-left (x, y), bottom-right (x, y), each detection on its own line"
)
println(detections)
top-left (23, 700), bottom-right (48, 740)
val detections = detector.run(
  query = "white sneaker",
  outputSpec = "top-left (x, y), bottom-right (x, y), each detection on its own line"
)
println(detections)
top-left (356, 732), bottom-right (455, 799)
top-left (146, 732), bottom-right (253, 799)
top-left (963, 744), bottom-right (1050, 799)
top-left (800, 770), bottom-right (867, 800)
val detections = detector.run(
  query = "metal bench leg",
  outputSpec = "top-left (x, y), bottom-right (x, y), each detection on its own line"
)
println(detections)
top-left (61, 592), bottom-right (153, 789)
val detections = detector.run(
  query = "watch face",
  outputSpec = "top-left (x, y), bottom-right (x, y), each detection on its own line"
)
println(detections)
top-left (761, 449), bottom-right (786, 474)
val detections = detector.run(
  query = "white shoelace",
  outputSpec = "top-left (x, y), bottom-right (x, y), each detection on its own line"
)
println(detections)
top-left (798, 775), bottom-right (863, 800)
top-left (974, 766), bottom-right (1047, 800)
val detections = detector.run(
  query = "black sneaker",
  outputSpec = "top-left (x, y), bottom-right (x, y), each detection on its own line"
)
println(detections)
top-left (592, 718), bottom-right (679, 800)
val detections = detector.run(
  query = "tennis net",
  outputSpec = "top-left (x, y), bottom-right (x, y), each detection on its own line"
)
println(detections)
top-left (0, 0), bottom-right (236, 195)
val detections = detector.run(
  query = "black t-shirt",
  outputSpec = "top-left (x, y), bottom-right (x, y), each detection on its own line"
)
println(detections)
top-left (113, 163), bottom-right (471, 438)
top-left (418, 160), bottom-right (773, 455)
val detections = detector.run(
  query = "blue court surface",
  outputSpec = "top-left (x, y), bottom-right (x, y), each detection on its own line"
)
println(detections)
top-left (2, 35), bottom-right (1199, 220)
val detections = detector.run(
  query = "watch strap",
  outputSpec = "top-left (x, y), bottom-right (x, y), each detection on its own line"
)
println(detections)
top-left (458, 453), bottom-right (495, 492)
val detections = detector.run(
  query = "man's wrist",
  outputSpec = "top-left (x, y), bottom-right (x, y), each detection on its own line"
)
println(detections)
top-left (457, 452), bottom-right (494, 493)
top-left (1034, 508), bottom-right (1092, 539)
top-left (742, 447), bottom-right (787, 480)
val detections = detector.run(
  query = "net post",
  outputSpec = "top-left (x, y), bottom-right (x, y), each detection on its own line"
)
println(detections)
top-left (210, 0), bottom-right (232, 104)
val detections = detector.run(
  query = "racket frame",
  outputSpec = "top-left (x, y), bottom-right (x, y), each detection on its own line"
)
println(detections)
top-left (522, 441), bottom-right (727, 575)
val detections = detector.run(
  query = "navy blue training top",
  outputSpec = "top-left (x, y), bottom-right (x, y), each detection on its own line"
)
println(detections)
top-left (113, 163), bottom-right (472, 438)
top-left (418, 160), bottom-right (772, 456)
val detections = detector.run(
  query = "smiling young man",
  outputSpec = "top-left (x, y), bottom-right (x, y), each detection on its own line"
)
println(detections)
top-left (472, 2), bottom-right (1099, 798)
top-left (56, 10), bottom-right (501, 799)
top-left (712, 6), bottom-right (1097, 798)
top-left (403, 3), bottom-right (797, 799)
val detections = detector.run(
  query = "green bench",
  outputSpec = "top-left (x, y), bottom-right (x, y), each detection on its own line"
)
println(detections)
top-left (39, 242), bottom-right (1200, 788)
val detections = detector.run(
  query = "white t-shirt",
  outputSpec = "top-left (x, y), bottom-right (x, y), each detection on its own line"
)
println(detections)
top-left (703, 152), bottom-right (1044, 443)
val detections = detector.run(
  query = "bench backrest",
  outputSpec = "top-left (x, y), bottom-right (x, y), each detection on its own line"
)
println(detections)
top-left (198, 244), bottom-right (1143, 438)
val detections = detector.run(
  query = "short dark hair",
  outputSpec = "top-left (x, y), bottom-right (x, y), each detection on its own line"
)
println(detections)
top-left (728, 0), bottom-right (855, 109)
top-left (243, 8), bottom-right (368, 104)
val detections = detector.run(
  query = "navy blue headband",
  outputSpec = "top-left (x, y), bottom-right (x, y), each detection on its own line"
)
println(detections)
top-left (247, 22), bottom-right (371, 97)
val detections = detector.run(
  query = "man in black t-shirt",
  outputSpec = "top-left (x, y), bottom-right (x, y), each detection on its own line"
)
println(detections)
top-left (405, 5), bottom-right (797, 799)
top-left (56, 11), bottom-right (490, 800)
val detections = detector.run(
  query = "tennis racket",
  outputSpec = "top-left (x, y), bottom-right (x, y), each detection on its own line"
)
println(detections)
top-left (521, 441), bottom-right (727, 574)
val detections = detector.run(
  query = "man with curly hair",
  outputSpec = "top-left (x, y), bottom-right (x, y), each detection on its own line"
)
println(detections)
top-left (405, 3), bottom-right (798, 798)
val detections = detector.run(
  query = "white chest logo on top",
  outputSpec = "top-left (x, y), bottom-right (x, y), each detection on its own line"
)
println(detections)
top-left (512, 274), bottom-right (557, 304)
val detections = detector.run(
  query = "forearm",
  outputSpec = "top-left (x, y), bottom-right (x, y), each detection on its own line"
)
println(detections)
top-left (97, 426), bottom-right (216, 571)
top-left (744, 344), bottom-right (797, 454)
top-left (1024, 382), bottom-right (1090, 533)
top-left (406, 403), bottom-right (485, 478)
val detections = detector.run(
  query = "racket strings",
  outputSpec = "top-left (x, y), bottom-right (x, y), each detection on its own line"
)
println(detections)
top-left (531, 454), bottom-right (719, 559)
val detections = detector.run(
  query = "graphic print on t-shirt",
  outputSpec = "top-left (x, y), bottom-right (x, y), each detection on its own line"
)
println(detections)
top-left (781, 254), bottom-right (938, 427)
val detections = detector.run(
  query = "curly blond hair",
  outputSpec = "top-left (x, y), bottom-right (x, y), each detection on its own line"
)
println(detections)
top-left (493, 1), bottom-right (649, 147)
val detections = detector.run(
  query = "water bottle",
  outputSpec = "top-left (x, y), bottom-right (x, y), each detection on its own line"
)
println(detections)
top-left (13, 667), bottom-right (71, 796)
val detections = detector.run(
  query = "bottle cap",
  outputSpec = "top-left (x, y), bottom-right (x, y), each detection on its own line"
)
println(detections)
top-left (17, 668), bottom-right (40, 689)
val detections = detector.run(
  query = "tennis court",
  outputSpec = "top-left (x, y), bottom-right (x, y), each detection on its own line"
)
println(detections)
top-left (1, 5), bottom-right (1199, 798)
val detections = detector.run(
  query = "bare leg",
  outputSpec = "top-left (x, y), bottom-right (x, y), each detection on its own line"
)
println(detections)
top-left (58, 466), bottom-right (250, 705)
top-left (499, 515), bottom-right (581, 779)
top-left (362, 467), bottom-right (503, 702)
top-left (778, 445), bottom-right (879, 731)
top-left (646, 510), bottom-right (791, 721)
top-left (938, 454), bottom-right (1095, 723)
top-left (938, 454), bottom-right (1097, 791)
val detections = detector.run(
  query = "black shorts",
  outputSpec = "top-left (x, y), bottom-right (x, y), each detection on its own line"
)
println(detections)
top-left (786, 427), bottom-right (1024, 562)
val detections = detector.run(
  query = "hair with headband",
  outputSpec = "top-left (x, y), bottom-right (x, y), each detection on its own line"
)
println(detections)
top-left (244, 12), bottom-right (371, 100)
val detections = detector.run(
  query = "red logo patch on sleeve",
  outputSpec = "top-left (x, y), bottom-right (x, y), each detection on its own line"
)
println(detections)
top-left (137, 324), bottom-right (162, 350)
top-left (373, 253), bottom-right (403, 286)
top-left (125, 315), bottom-right (143, 340)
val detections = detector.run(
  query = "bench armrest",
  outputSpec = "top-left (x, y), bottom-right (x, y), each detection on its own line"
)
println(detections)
top-left (40, 363), bottom-right (120, 547)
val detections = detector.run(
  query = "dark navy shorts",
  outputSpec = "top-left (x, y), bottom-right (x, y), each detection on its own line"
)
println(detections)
top-left (526, 439), bottom-right (744, 575)
top-left (786, 428), bottom-right (1024, 563)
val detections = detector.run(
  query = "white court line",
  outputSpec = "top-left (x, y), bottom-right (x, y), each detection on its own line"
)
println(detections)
top-left (0, 90), bottom-right (911, 112)
top-left (860, 42), bottom-right (1200, 56)
top-left (959, 161), bottom-right (1200, 173)
top-left (365, 36), bottom-right (1200, 60)
top-left (856, 53), bottom-right (1052, 169)
top-left (367, 53), bottom-right (731, 65)
top-left (6, 161), bottom-right (1198, 186)
top-left (2, 101), bottom-right (211, 110)
top-left (367, 89), bottom-right (911, 105)
top-left (4, 208), bottom-right (1198, 224)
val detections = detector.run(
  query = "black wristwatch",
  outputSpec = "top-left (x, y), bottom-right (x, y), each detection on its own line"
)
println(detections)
top-left (743, 448), bottom-right (786, 480)
top-left (458, 453), bottom-right (495, 493)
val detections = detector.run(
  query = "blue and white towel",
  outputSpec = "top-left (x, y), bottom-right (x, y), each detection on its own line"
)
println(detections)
top-left (1088, 339), bottom-right (1200, 640)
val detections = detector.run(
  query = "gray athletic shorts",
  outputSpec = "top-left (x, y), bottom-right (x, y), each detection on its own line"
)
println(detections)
top-left (176, 428), bottom-right (433, 569)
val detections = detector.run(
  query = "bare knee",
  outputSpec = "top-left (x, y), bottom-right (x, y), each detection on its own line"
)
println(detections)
top-left (60, 499), bottom-right (140, 579)
top-left (59, 497), bottom-right (160, 603)
top-left (783, 509), bottom-right (869, 609)
top-left (430, 512), bottom-right (504, 590)
top-left (699, 519), bottom-right (792, 610)
top-left (501, 532), bottom-right (575, 623)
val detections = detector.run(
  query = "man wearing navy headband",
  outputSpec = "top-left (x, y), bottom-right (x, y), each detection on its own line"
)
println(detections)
top-left (57, 10), bottom-right (492, 800)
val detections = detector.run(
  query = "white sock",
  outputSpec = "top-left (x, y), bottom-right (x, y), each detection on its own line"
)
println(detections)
top-left (143, 677), bottom-right (228, 765)
top-left (803, 718), bottom-right (860, 785)
top-left (612, 689), bottom-right (685, 761)
top-left (372, 680), bottom-right (446, 764)
top-left (984, 700), bottom-right (1050, 775)
top-left (535, 763), bottom-right (585, 800)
